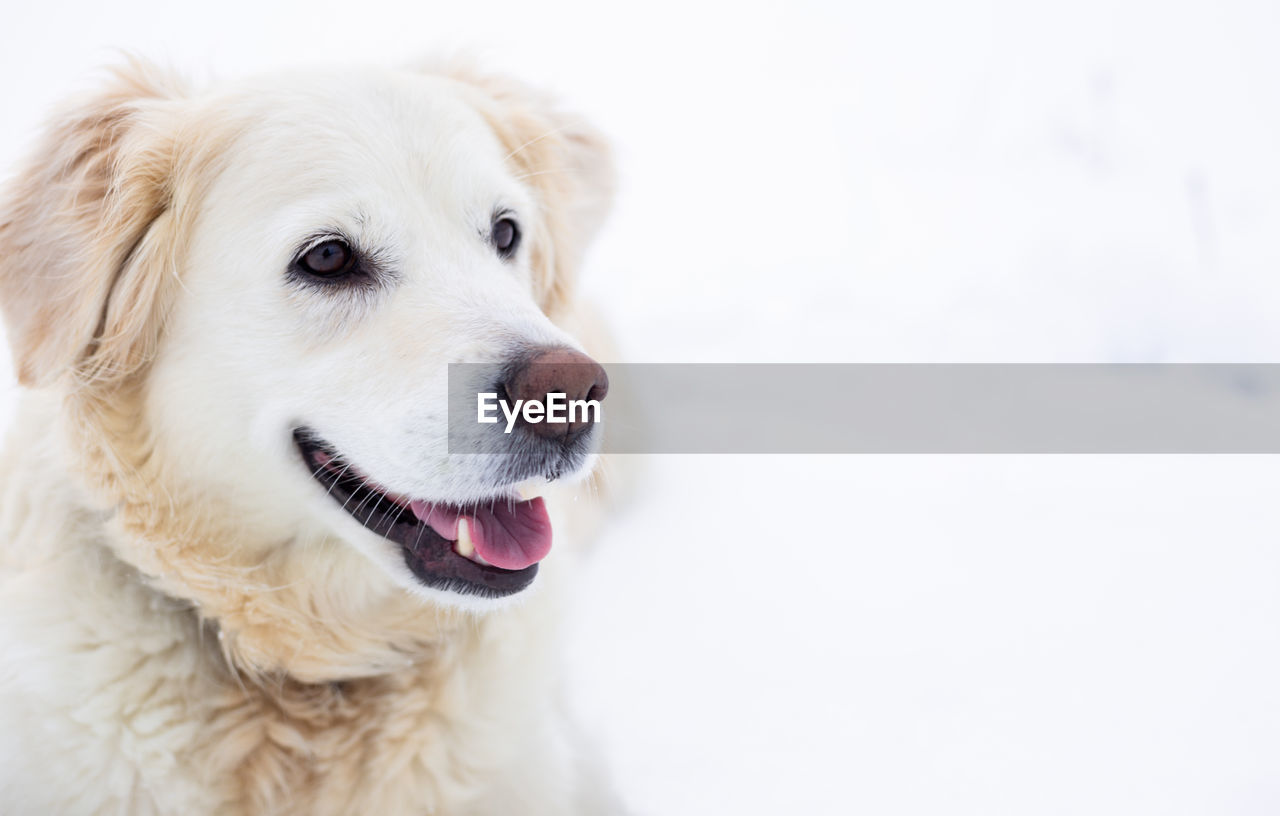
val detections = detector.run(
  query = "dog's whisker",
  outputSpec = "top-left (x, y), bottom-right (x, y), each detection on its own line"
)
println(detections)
top-left (510, 167), bottom-right (570, 184)
top-left (502, 124), bottom-right (569, 163)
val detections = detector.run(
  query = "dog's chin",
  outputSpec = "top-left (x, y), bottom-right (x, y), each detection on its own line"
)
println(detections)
top-left (292, 429), bottom-right (559, 602)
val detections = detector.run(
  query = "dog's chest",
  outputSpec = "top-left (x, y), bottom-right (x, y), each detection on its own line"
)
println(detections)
top-left (189, 669), bottom-right (489, 815)
top-left (0, 576), bottom-right (521, 816)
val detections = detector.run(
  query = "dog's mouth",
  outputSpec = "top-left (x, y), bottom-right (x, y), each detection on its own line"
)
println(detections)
top-left (293, 429), bottom-right (551, 598)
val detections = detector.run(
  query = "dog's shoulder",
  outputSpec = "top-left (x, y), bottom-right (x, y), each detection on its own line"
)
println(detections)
top-left (0, 401), bottom-right (222, 812)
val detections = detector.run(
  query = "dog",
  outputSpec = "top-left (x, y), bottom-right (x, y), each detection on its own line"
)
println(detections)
top-left (0, 57), bottom-right (620, 815)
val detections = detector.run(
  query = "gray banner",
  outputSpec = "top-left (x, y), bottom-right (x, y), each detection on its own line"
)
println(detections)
top-left (448, 364), bottom-right (1280, 453)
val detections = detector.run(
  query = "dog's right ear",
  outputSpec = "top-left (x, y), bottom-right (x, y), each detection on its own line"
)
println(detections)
top-left (0, 59), bottom-right (189, 389)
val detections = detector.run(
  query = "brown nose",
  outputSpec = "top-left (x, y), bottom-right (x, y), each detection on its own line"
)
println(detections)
top-left (504, 347), bottom-right (609, 438)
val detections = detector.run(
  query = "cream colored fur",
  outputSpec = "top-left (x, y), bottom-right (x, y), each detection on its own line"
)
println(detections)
top-left (0, 59), bottom-right (620, 814)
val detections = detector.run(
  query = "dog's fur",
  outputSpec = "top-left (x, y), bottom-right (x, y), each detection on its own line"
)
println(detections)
top-left (0, 58), bottom-right (619, 814)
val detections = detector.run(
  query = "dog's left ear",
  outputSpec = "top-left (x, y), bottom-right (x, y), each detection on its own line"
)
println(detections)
top-left (0, 59), bottom-right (191, 389)
top-left (428, 62), bottom-right (616, 316)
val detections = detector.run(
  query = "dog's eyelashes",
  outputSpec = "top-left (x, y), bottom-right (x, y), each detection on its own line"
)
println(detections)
top-left (491, 217), bottom-right (521, 259)
top-left (286, 236), bottom-right (394, 299)
top-left (298, 239), bottom-right (355, 278)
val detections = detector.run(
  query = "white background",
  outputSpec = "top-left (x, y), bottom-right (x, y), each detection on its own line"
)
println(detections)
top-left (3, 1), bottom-right (1280, 813)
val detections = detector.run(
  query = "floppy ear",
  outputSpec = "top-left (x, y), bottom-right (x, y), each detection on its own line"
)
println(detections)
top-left (426, 61), bottom-right (616, 316)
top-left (0, 59), bottom-right (189, 389)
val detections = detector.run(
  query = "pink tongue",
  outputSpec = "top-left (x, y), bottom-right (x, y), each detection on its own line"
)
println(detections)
top-left (407, 496), bottom-right (553, 570)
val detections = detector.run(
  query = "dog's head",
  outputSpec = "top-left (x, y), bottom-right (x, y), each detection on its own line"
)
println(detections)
top-left (0, 59), bottom-right (613, 677)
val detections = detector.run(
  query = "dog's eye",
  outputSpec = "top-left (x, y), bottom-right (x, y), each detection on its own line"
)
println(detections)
top-left (491, 217), bottom-right (521, 259)
top-left (298, 239), bottom-right (354, 277)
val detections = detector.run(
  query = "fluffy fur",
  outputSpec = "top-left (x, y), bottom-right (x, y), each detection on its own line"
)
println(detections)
top-left (0, 58), bottom-right (619, 814)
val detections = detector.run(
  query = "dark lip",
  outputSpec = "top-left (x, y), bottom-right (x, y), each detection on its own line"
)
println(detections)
top-left (293, 428), bottom-right (538, 598)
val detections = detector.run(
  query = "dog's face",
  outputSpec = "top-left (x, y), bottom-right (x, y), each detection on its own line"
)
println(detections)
top-left (148, 69), bottom-right (610, 605)
top-left (0, 63), bottom-right (613, 615)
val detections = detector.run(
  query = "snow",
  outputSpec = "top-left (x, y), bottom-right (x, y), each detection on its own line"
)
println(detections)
top-left (2, 0), bottom-right (1280, 812)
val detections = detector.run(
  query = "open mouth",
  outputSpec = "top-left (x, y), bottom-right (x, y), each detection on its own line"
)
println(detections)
top-left (294, 429), bottom-right (552, 598)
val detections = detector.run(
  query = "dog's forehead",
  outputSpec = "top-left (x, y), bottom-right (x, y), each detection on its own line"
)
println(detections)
top-left (189, 68), bottom-right (536, 273)
top-left (212, 69), bottom-right (513, 197)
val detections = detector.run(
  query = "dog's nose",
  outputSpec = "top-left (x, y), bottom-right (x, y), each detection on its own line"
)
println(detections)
top-left (504, 348), bottom-right (609, 438)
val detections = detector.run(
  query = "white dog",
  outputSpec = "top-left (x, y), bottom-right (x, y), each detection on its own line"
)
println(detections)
top-left (0, 57), bottom-right (620, 815)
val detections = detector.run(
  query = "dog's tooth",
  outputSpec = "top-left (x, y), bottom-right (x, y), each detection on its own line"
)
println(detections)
top-left (455, 518), bottom-right (475, 558)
